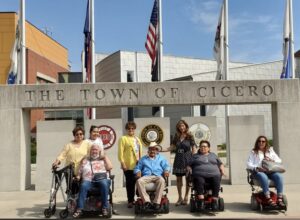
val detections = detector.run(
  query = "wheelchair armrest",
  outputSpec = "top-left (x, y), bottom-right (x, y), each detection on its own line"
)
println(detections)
top-left (109, 174), bottom-right (115, 180)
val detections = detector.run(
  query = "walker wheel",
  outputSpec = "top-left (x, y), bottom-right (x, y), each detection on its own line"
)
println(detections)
top-left (44, 208), bottom-right (52, 218)
top-left (59, 209), bottom-right (69, 219)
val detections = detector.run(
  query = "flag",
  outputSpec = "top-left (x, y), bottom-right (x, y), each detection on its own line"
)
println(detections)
top-left (7, 21), bottom-right (21, 84)
top-left (213, 2), bottom-right (225, 80)
top-left (83, 0), bottom-right (92, 119)
top-left (145, 0), bottom-right (159, 82)
top-left (280, 0), bottom-right (292, 79)
top-left (145, 0), bottom-right (160, 116)
top-left (83, 0), bottom-right (91, 83)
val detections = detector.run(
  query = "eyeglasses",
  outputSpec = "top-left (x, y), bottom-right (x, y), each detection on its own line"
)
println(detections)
top-left (127, 127), bottom-right (135, 130)
top-left (258, 140), bottom-right (266, 143)
top-left (200, 145), bottom-right (209, 148)
top-left (75, 133), bottom-right (83, 136)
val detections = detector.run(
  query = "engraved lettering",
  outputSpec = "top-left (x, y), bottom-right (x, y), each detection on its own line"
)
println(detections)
top-left (56, 90), bottom-right (64, 100)
top-left (155, 88), bottom-right (165, 98)
top-left (40, 90), bottom-right (50, 101)
top-left (80, 89), bottom-right (90, 100)
top-left (212, 87), bottom-right (216, 97)
top-left (221, 86), bottom-right (231, 97)
top-left (110, 89), bottom-right (124, 98)
top-left (197, 87), bottom-right (207, 97)
top-left (129, 88), bottom-right (139, 99)
top-left (95, 89), bottom-right (105, 100)
top-left (263, 85), bottom-right (273, 96)
top-left (235, 86), bottom-right (244, 96)
top-left (171, 88), bottom-right (179, 98)
top-left (25, 90), bottom-right (35, 101)
top-left (249, 86), bottom-right (258, 96)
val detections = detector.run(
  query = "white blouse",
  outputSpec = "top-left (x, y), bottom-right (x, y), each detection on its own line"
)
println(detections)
top-left (246, 147), bottom-right (282, 171)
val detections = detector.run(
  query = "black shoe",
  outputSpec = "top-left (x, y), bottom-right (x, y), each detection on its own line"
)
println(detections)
top-left (212, 199), bottom-right (218, 211)
top-left (153, 203), bottom-right (160, 211)
top-left (144, 202), bottom-right (152, 209)
top-left (197, 199), bottom-right (205, 211)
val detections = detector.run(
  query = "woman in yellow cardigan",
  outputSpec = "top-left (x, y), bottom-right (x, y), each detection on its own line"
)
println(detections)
top-left (52, 126), bottom-right (92, 176)
top-left (118, 121), bottom-right (143, 208)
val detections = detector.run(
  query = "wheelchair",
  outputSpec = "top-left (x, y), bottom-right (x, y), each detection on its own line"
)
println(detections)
top-left (44, 164), bottom-right (115, 219)
top-left (246, 169), bottom-right (287, 212)
top-left (187, 174), bottom-right (224, 213)
top-left (134, 176), bottom-right (169, 215)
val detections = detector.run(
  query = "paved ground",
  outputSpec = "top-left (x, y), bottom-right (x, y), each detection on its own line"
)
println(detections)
top-left (1, 181), bottom-right (300, 219)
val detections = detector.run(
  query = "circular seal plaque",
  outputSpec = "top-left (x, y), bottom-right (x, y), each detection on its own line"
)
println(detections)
top-left (141, 124), bottom-right (164, 146)
top-left (189, 123), bottom-right (211, 146)
top-left (98, 125), bottom-right (116, 150)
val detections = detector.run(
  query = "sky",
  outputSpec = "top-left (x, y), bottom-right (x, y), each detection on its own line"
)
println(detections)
top-left (1, 0), bottom-right (299, 72)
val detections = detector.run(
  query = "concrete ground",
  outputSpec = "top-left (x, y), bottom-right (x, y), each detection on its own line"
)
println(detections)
top-left (0, 165), bottom-right (300, 219)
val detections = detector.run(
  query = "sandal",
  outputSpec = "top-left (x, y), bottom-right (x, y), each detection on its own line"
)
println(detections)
top-left (277, 196), bottom-right (285, 207)
top-left (175, 199), bottom-right (183, 206)
top-left (72, 209), bottom-right (82, 218)
top-left (266, 197), bottom-right (277, 207)
top-left (181, 198), bottom-right (188, 205)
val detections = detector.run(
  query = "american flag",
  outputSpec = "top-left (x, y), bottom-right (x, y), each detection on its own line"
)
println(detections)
top-left (83, 0), bottom-right (91, 83)
top-left (145, 0), bottom-right (159, 82)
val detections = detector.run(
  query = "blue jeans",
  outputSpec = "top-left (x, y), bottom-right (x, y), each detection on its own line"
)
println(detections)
top-left (77, 179), bottom-right (111, 209)
top-left (254, 172), bottom-right (283, 196)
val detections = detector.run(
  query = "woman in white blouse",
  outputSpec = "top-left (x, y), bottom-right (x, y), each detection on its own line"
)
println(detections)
top-left (246, 135), bottom-right (284, 207)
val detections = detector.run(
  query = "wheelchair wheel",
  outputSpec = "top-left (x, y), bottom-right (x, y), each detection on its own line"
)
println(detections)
top-left (190, 199), bottom-right (196, 213)
top-left (44, 208), bottom-right (52, 218)
top-left (283, 194), bottom-right (288, 211)
top-left (163, 199), bottom-right (169, 214)
top-left (134, 204), bottom-right (141, 215)
top-left (250, 194), bottom-right (259, 210)
top-left (106, 204), bottom-right (113, 218)
top-left (218, 197), bottom-right (225, 211)
top-left (59, 209), bottom-right (69, 219)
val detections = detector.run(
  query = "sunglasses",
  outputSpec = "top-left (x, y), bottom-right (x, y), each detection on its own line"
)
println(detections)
top-left (127, 128), bottom-right (135, 130)
top-left (75, 133), bottom-right (83, 136)
top-left (258, 140), bottom-right (266, 143)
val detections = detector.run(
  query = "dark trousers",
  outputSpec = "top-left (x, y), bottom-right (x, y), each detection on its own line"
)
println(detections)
top-left (124, 170), bottom-right (136, 203)
top-left (193, 175), bottom-right (221, 198)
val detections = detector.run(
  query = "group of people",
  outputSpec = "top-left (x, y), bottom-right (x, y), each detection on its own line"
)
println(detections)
top-left (52, 120), bottom-right (285, 217)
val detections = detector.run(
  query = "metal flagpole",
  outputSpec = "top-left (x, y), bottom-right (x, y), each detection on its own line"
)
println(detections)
top-left (158, 0), bottom-right (164, 118)
top-left (224, 0), bottom-right (230, 168)
top-left (289, 0), bottom-right (295, 78)
top-left (20, 0), bottom-right (26, 85)
top-left (90, 0), bottom-right (96, 119)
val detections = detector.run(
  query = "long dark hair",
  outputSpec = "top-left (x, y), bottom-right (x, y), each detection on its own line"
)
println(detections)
top-left (173, 120), bottom-right (193, 141)
top-left (253, 135), bottom-right (270, 154)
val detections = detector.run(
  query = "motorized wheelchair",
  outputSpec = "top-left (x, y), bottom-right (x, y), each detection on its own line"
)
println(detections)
top-left (134, 176), bottom-right (170, 215)
top-left (246, 169), bottom-right (287, 212)
top-left (44, 164), bottom-right (115, 219)
top-left (187, 173), bottom-right (225, 213)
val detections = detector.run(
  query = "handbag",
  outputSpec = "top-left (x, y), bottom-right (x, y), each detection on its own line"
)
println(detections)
top-left (261, 159), bottom-right (285, 173)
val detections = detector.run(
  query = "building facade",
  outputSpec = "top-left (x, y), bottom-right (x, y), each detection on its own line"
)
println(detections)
top-left (95, 50), bottom-right (300, 144)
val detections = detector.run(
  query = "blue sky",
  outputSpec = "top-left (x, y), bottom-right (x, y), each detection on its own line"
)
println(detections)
top-left (1, 0), bottom-right (299, 72)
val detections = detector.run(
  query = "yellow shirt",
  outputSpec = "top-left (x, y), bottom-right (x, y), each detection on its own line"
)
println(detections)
top-left (118, 135), bottom-right (143, 170)
top-left (56, 139), bottom-right (92, 175)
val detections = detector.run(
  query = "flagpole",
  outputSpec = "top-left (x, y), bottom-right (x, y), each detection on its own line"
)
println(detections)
top-left (224, 0), bottom-right (230, 168)
top-left (158, 0), bottom-right (164, 118)
top-left (20, 0), bottom-right (26, 85)
top-left (90, 0), bottom-right (96, 119)
top-left (289, 0), bottom-right (295, 78)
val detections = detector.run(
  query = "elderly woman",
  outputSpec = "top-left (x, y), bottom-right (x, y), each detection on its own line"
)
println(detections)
top-left (52, 126), bottom-right (92, 176)
top-left (87, 125), bottom-right (105, 158)
top-left (187, 140), bottom-right (225, 211)
top-left (246, 135), bottom-right (285, 207)
top-left (73, 144), bottom-right (113, 218)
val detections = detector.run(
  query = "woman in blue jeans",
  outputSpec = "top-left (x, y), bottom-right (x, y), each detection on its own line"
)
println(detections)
top-left (73, 144), bottom-right (112, 218)
top-left (247, 135), bottom-right (284, 207)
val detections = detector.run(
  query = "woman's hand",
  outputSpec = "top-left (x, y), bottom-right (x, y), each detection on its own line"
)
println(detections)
top-left (52, 160), bottom-right (60, 168)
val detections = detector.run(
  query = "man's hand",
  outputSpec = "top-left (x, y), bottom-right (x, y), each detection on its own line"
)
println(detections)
top-left (136, 172), bottom-right (141, 179)
top-left (256, 167), bottom-right (267, 172)
top-left (186, 166), bottom-right (192, 175)
top-left (163, 171), bottom-right (169, 178)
